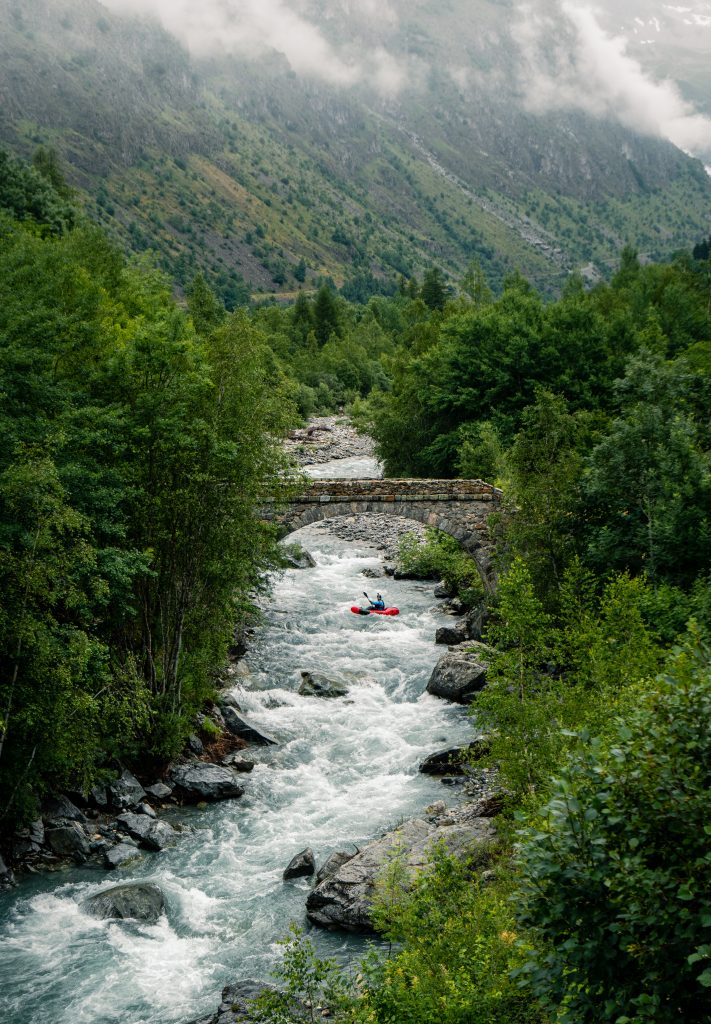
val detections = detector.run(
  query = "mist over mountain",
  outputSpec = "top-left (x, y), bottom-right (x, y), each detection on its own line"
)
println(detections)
top-left (1, 0), bottom-right (710, 301)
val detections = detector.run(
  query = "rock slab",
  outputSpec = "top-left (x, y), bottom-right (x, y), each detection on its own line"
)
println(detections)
top-left (306, 805), bottom-right (495, 932)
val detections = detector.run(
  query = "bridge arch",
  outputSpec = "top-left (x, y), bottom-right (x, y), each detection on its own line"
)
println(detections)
top-left (264, 479), bottom-right (502, 589)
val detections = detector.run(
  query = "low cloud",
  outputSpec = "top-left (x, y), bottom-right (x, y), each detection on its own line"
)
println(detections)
top-left (514, 1), bottom-right (711, 155)
top-left (100, 0), bottom-right (404, 92)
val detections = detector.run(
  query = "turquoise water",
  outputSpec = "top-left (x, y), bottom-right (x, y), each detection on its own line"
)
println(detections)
top-left (0, 513), bottom-right (469, 1024)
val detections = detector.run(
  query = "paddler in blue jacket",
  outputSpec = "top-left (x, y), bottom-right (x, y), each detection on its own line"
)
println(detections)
top-left (368, 592), bottom-right (386, 610)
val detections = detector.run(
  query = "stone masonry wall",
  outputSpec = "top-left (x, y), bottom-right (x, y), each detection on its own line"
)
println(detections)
top-left (264, 479), bottom-right (503, 588)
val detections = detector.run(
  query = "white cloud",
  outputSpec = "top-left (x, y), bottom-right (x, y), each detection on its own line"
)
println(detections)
top-left (99, 0), bottom-right (404, 92)
top-left (514, 1), bottom-right (711, 155)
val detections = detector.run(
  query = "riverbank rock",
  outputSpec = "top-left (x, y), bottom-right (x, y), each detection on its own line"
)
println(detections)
top-left (306, 804), bottom-right (496, 932)
top-left (435, 625), bottom-right (467, 646)
top-left (426, 651), bottom-right (489, 703)
top-left (85, 882), bottom-right (165, 922)
top-left (0, 853), bottom-right (16, 890)
top-left (145, 781), bottom-right (173, 803)
top-left (283, 847), bottom-right (316, 880)
top-left (45, 823), bottom-right (91, 862)
top-left (220, 752), bottom-right (255, 772)
top-left (169, 763), bottom-right (245, 803)
top-left (298, 671), bottom-right (349, 699)
top-left (282, 545), bottom-right (317, 569)
top-left (107, 770), bottom-right (146, 811)
top-left (419, 738), bottom-right (491, 776)
top-left (104, 842), bottom-right (143, 870)
top-left (190, 980), bottom-right (278, 1024)
top-left (116, 812), bottom-right (176, 850)
top-left (220, 705), bottom-right (277, 746)
top-left (42, 794), bottom-right (87, 824)
top-left (316, 850), bottom-right (355, 884)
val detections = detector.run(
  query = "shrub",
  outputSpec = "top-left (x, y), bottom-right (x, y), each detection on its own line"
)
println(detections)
top-left (514, 640), bottom-right (711, 1023)
top-left (396, 529), bottom-right (485, 607)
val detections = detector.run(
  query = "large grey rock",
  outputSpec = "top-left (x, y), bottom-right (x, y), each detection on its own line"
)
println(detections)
top-left (143, 820), bottom-right (176, 851)
top-left (426, 651), bottom-right (488, 703)
top-left (144, 782), bottom-right (173, 802)
top-left (419, 738), bottom-right (491, 776)
top-left (85, 882), bottom-right (165, 923)
top-left (315, 850), bottom-right (354, 884)
top-left (107, 770), bottom-right (146, 811)
top-left (169, 762), bottom-right (245, 802)
top-left (42, 794), bottom-right (87, 824)
top-left (45, 823), bottom-right (91, 861)
top-left (464, 601), bottom-right (491, 642)
top-left (306, 807), bottom-right (495, 932)
top-left (283, 848), bottom-right (316, 880)
top-left (117, 812), bottom-right (154, 844)
top-left (298, 671), bottom-right (349, 699)
top-left (220, 706), bottom-right (277, 746)
top-left (104, 843), bottom-right (143, 870)
top-left (435, 625), bottom-right (467, 646)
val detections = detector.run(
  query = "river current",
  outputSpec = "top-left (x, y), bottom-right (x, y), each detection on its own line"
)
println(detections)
top-left (0, 455), bottom-right (470, 1024)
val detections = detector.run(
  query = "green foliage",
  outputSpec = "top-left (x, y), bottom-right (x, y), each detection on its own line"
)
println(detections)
top-left (255, 924), bottom-right (356, 1023)
top-left (397, 529), bottom-right (485, 607)
top-left (515, 641), bottom-right (711, 1023)
top-left (0, 169), bottom-right (294, 826)
top-left (477, 559), bottom-right (664, 802)
top-left (360, 850), bottom-right (539, 1024)
top-left (0, 148), bottom-right (76, 235)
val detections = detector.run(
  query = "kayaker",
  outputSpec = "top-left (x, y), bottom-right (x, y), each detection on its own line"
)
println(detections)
top-left (369, 592), bottom-right (386, 610)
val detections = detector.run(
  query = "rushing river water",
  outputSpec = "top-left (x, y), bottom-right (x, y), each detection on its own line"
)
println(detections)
top-left (0, 456), bottom-right (471, 1024)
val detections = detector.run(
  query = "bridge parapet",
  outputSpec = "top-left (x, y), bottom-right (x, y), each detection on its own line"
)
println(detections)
top-left (265, 478), bottom-right (503, 589)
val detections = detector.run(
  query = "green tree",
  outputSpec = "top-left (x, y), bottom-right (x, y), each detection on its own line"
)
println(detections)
top-left (313, 284), bottom-right (341, 346)
top-left (516, 641), bottom-right (711, 1023)
top-left (421, 266), bottom-right (448, 310)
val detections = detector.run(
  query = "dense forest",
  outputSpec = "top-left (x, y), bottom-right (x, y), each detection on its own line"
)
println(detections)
top-left (1, 147), bottom-right (710, 1022)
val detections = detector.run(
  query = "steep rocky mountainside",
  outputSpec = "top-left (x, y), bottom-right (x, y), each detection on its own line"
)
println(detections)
top-left (1, 0), bottom-right (709, 301)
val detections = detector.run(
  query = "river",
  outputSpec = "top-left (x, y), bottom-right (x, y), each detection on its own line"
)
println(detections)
top-left (0, 455), bottom-right (471, 1024)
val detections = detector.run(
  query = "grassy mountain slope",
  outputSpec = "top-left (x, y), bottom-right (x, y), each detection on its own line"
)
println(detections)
top-left (1, 0), bottom-right (710, 301)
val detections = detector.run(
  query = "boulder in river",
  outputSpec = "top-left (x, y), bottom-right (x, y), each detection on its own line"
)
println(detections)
top-left (283, 847), bottom-right (316, 880)
top-left (306, 804), bottom-right (496, 932)
top-left (220, 705), bottom-right (277, 746)
top-left (85, 882), bottom-right (165, 923)
top-left (169, 762), bottom-right (245, 802)
top-left (298, 671), bottom-right (349, 699)
top-left (282, 544), bottom-right (317, 569)
top-left (426, 651), bottom-right (488, 703)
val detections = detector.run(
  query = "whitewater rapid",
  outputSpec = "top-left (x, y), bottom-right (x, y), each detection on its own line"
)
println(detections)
top-left (0, 458), bottom-right (470, 1024)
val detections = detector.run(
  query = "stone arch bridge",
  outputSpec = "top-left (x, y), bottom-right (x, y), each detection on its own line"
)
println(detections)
top-left (263, 479), bottom-right (503, 588)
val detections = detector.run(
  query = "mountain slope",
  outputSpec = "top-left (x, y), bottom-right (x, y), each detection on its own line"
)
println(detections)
top-left (1, 0), bottom-right (709, 301)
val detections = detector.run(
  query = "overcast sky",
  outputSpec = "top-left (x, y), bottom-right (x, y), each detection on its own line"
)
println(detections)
top-left (99, 0), bottom-right (711, 156)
